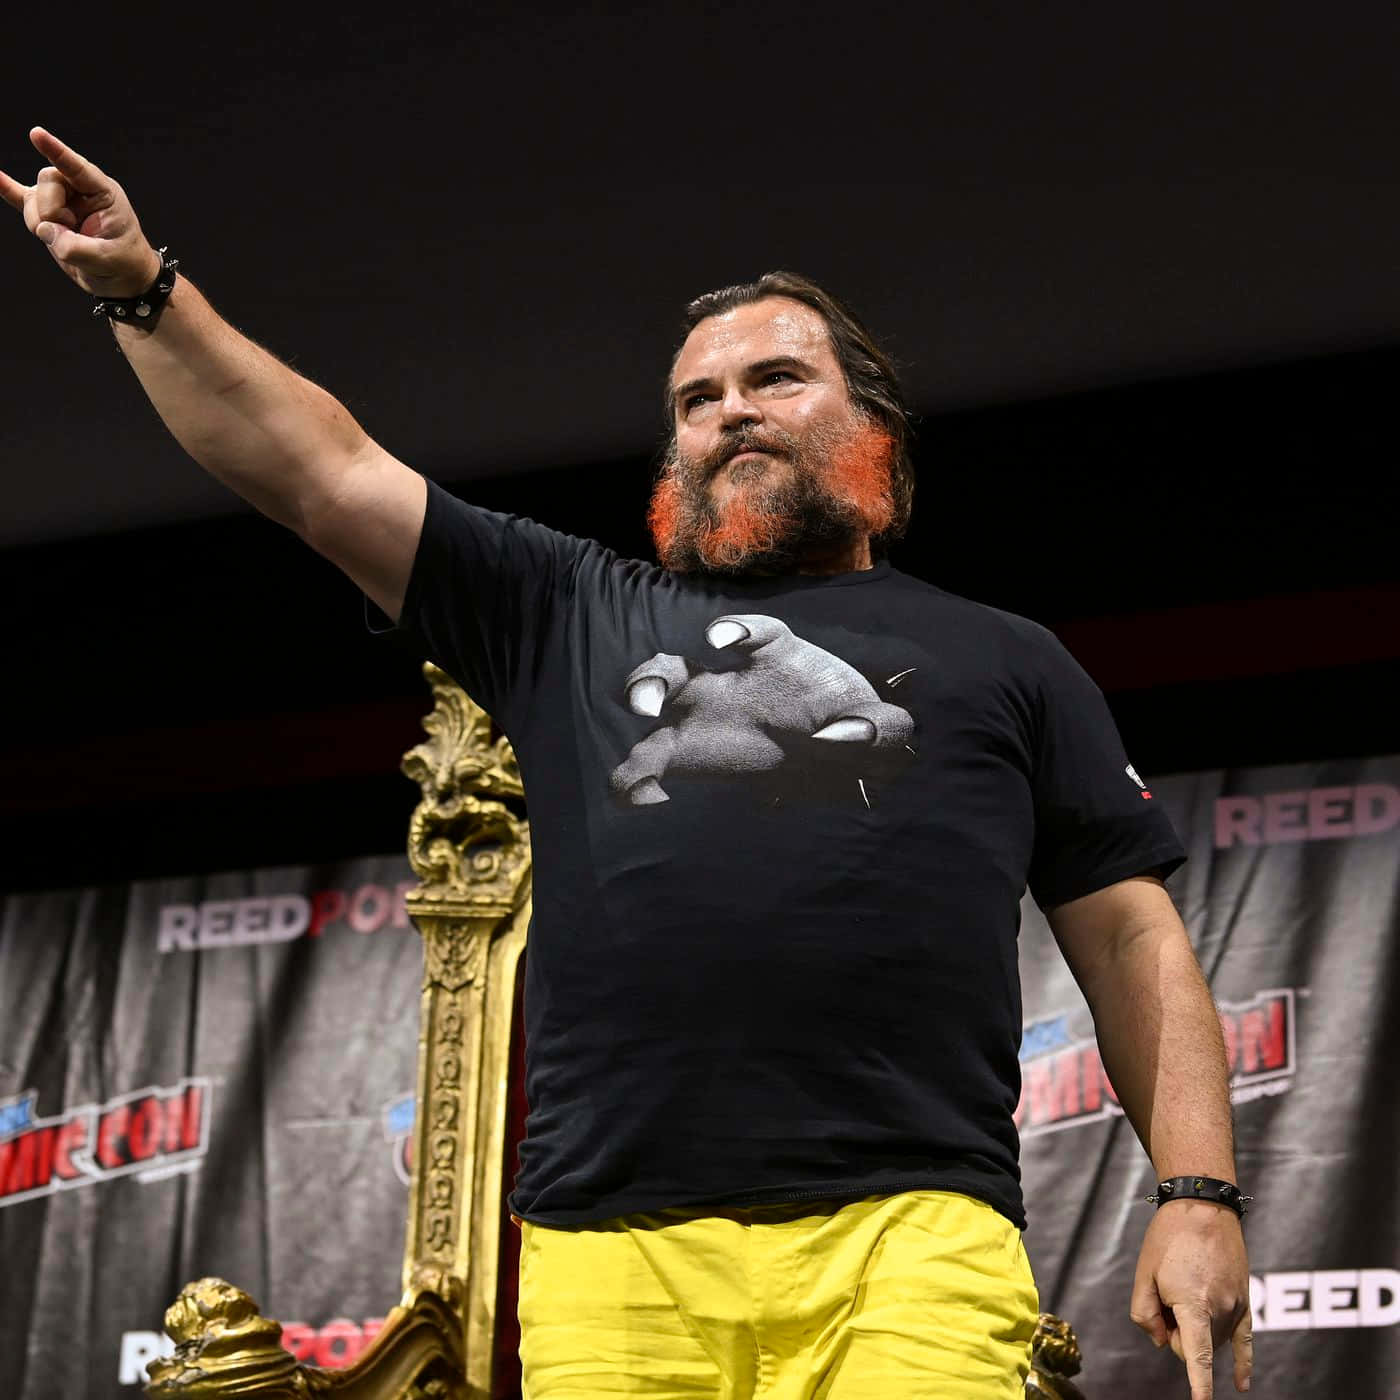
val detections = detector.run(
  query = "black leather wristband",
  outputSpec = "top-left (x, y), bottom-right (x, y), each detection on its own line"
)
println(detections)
top-left (92, 246), bottom-right (179, 327)
top-left (1146, 1175), bottom-right (1251, 1217)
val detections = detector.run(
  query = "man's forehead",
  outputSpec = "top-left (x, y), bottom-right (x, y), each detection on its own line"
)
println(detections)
top-left (672, 297), bottom-right (834, 384)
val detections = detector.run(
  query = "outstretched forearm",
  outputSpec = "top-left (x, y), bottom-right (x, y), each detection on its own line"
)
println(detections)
top-left (112, 275), bottom-right (371, 538)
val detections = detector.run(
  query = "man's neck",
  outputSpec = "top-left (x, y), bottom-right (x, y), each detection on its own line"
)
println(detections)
top-left (797, 533), bottom-right (874, 575)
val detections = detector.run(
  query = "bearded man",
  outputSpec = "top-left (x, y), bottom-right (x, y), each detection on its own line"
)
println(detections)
top-left (2, 128), bottom-right (1252, 1400)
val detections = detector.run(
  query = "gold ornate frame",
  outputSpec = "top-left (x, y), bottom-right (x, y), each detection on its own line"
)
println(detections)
top-left (145, 664), bottom-right (1085, 1399)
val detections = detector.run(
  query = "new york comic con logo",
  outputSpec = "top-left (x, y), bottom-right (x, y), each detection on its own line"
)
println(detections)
top-left (1015, 988), bottom-right (1296, 1137)
top-left (0, 1079), bottom-right (210, 1207)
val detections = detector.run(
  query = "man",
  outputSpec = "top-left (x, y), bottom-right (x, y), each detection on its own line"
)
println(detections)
top-left (2, 129), bottom-right (1251, 1399)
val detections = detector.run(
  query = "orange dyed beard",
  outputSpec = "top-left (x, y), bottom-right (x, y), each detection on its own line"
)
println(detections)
top-left (822, 422), bottom-right (897, 538)
top-left (649, 420), bottom-right (895, 575)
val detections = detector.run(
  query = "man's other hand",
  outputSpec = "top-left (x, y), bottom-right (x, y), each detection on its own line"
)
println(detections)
top-left (1130, 1200), bottom-right (1253, 1398)
top-left (0, 127), bottom-right (160, 297)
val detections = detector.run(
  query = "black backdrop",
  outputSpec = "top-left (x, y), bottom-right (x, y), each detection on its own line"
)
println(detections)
top-left (3, 4), bottom-right (1399, 887)
top-left (3, 345), bottom-right (1398, 891)
top-left (4, 3), bottom-right (1400, 548)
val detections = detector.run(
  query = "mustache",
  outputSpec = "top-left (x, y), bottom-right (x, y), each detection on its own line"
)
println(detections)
top-left (693, 428), bottom-right (796, 479)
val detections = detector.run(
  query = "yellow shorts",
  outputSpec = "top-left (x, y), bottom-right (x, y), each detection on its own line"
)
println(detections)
top-left (517, 1189), bottom-right (1039, 1399)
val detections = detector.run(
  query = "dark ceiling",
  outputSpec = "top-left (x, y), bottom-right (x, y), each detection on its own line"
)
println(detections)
top-left (3, 4), bottom-right (1398, 888)
top-left (3, 4), bottom-right (1399, 546)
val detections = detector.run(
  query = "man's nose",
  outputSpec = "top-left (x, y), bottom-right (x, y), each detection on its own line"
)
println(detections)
top-left (719, 386), bottom-right (762, 429)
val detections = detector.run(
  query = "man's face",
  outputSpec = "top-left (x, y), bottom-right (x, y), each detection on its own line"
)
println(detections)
top-left (651, 296), bottom-right (894, 575)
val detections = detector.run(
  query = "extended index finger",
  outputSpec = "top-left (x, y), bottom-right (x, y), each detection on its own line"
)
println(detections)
top-left (1175, 1305), bottom-right (1216, 1400)
top-left (28, 127), bottom-right (106, 194)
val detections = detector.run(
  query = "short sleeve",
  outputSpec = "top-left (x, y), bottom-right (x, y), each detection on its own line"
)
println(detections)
top-left (375, 478), bottom-right (587, 730)
top-left (1026, 629), bottom-right (1185, 909)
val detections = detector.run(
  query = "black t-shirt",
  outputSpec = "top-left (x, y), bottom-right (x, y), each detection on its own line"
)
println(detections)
top-left (388, 479), bottom-right (1185, 1229)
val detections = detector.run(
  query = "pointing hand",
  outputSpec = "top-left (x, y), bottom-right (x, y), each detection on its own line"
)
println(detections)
top-left (0, 127), bottom-right (160, 298)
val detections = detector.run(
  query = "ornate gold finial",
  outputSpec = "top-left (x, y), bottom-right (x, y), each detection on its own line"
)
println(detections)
top-left (396, 663), bottom-right (532, 1397)
top-left (145, 1277), bottom-right (314, 1397)
top-left (401, 664), bottom-right (530, 908)
top-left (1026, 1312), bottom-right (1086, 1399)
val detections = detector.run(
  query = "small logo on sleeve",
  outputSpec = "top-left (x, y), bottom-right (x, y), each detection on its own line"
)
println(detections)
top-left (1125, 764), bottom-right (1153, 799)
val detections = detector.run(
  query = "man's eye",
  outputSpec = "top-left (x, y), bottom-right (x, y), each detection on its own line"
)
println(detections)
top-left (762, 371), bottom-right (794, 385)
top-left (684, 395), bottom-right (711, 412)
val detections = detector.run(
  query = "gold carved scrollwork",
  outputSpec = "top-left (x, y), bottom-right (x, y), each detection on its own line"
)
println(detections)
top-left (422, 924), bottom-right (488, 992)
top-left (431, 1096), bottom-right (457, 1133)
top-left (405, 1267), bottom-right (464, 1308)
top-left (438, 1003), bottom-right (464, 1046)
top-left (426, 1209), bottom-right (454, 1254)
top-left (423, 984), bottom-right (462, 1262)
top-left (1026, 1313), bottom-right (1086, 1400)
top-left (397, 668), bottom-right (532, 1398)
top-left (145, 1278), bottom-right (323, 1398)
top-left (401, 664), bottom-right (530, 912)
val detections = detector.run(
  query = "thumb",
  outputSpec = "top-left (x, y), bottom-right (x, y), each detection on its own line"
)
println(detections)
top-left (36, 221), bottom-right (103, 265)
top-left (1130, 1275), bottom-right (1170, 1349)
top-left (35, 218), bottom-right (82, 248)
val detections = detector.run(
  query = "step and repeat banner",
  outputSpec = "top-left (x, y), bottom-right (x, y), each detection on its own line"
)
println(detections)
top-left (1019, 754), bottom-right (1400, 1397)
top-left (1, 755), bottom-right (1398, 1397)
top-left (0, 858), bottom-right (427, 1395)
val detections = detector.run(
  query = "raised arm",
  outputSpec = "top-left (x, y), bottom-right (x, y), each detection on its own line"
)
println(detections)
top-left (0, 127), bottom-right (425, 620)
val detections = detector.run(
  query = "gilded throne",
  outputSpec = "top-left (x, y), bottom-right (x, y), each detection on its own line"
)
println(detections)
top-left (144, 665), bottom-right (1085, 1400)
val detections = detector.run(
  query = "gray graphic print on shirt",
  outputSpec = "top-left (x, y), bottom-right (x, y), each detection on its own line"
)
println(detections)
top-left (609, 613), bottom-right (917, 807)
